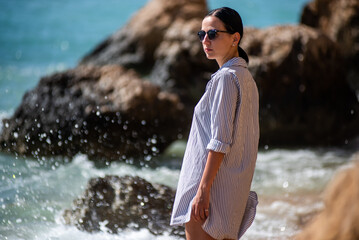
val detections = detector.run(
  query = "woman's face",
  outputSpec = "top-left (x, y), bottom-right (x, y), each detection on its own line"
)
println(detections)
top-left (200, 16), bottom-right (239, 66)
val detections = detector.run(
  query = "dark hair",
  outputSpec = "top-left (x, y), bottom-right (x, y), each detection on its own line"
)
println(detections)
top-left (207, 7), bottom-right (249, 63)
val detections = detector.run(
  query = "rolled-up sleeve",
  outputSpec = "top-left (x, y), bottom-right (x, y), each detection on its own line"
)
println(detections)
top-left (206, 72), bottom-right (239, 154)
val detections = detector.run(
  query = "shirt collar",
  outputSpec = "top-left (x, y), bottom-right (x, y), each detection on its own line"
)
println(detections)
top-left (211, 57), bottom-right (248, 78)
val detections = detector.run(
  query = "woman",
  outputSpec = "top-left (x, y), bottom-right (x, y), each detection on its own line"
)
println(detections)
top-left (170, 7), bottom-right (259, 240)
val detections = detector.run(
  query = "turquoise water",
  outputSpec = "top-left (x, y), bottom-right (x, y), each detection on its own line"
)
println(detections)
top-left (0, 0), bottom-right (147, 111)
top-left (0, 0), bottom-right (310, 111)
top-left (2, 0), bottom-right (356, 239)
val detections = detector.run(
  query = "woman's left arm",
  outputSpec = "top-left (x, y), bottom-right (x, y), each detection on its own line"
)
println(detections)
top-left (191, 150), bottom-right (224, 222)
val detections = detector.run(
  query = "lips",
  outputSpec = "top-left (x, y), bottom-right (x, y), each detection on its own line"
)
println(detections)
top-left (204, 48), bottom-right (213, 53)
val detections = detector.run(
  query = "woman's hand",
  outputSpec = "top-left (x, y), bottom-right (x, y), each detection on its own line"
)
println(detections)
top-left (191, 187), bottom-right (210, 223)
top-left (191, 150), bottom-right (224, 223)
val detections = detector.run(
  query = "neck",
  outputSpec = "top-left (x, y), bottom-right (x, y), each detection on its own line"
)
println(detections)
top-left (217, 52), bottom-right (239, 68)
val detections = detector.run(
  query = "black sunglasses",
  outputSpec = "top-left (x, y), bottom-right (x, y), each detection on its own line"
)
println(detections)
top-left (197, 29), bottom-right (232, 41)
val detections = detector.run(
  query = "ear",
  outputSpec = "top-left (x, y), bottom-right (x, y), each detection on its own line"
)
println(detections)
top-left (233, 32), bottom-right (241, 45)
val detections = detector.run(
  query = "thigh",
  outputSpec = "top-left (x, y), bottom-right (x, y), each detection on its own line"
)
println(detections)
top-left (185, 217), bottom-right (215, 240)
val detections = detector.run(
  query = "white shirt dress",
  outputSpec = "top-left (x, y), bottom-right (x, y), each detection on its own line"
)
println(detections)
top-left (170, 57), bottom-right (259, 239)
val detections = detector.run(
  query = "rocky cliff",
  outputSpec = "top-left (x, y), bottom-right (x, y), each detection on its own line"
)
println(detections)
top-left (242, 25), bottom-right (358, 146)
top-left (301, 0), bottom-right (359, 93)
top-left (0, 65), bottom-right (187, 161)
top-left (1, 0), bottom-right (358, 161)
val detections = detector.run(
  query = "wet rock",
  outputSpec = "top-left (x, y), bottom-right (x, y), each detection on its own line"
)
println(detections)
top-left (63, 175), bottom-right (184, 237)
top-left (0, 65), bottom-right (187, 161)
top-left (241, 25), bottom-right (359, 146)
top-left (301, 0), bottom-right (359, 94)
top-left (80, 0), bottom-right (216, 105)
top-left (2, 0), bottom-right (359, 159)
top-left (296, 154), bottom-right (359, 240)
top-left (80, 0), bottom-right (359, 146)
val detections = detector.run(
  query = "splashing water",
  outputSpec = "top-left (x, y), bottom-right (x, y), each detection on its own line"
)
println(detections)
top-left (0, 145), bottom-right (355, 240)
top-left (1, 0), bottom-right (355, 239)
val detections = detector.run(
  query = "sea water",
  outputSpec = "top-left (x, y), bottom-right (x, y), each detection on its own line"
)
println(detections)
top-left (0, 0), bottom-right (357, 239)
top-left (0, 147), bottom-right (355, 240)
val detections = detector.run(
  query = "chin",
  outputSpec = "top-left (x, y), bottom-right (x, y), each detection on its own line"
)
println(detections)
top-left (205, 53), bottom-right (216, 60)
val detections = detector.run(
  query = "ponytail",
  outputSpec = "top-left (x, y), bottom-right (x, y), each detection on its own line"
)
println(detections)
top-left (238, 46), bottom-right (249, 64)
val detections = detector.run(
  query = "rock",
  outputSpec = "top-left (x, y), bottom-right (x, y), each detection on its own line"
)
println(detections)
top-left (296, 154), bottom-right (359, 240)
top-left (80, 0), bottom-right (216, 105)
top-left (2, 0), bottom-right (359, 160)
top-left (63, 175), bottom-right (184, 237)
top-left (80, 0), bottom-right (359, 147)
top-left (301, 0), bottom-right (359, 93)
top-left (0, 65), bottom-right (188, 161)
top-left (241, 25), bottom-right (359, 146)
top-left (300, 0), bottom-right (359, 56)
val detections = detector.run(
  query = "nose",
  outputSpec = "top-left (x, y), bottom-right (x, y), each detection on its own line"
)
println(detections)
top-left (202, 33), bottom-right (210, 44)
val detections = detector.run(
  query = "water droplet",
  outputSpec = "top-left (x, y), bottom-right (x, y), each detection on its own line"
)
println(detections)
top-left (144, 155), bottom-right (152, 161)
top-left (46, 206), bottom-right (54, 212)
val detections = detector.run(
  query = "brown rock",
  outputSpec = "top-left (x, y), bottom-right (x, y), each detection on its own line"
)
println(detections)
top-left (301, 0), bottom-right (359, 55)
top-left (296, 154), bottom-right (359, 240)
top-left (80, 0), bottom-right (216, 106)
top-left (0, 65), bottom-right (188, 161)
top-left (301, 0), bottom-right (359, 92)
top-left (2, 0), bottom-right (359, 160)
top-left (241, 25), bottom-right (359, 146)
top-left (63, 175), bottom-right (184, 237)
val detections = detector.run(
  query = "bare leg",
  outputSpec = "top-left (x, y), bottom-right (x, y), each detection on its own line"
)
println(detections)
top-left (185, 217), bottom-right (215, 240)
top-left (185, 217), bottom-right (235, 240)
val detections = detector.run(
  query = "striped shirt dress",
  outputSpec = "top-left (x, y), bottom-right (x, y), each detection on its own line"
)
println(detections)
top-left (170, 57), bottom-right (259, 239)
